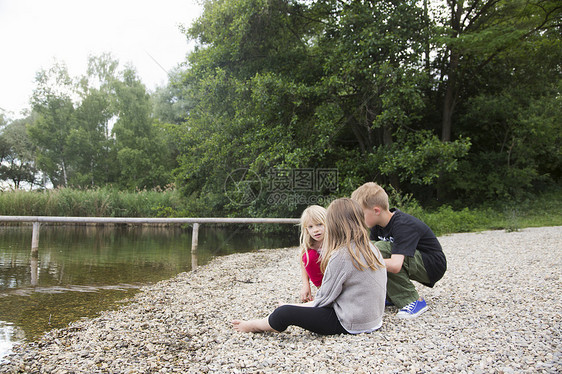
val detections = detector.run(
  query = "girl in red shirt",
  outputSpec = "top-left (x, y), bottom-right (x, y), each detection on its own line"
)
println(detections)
top-left (299, 205), bottom-right (327, 302)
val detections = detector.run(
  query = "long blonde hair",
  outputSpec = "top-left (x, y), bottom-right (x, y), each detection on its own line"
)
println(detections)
top-left (321, 198), bottom-right (385, 272)
top-left (299, 205), bottom-right (327, 266)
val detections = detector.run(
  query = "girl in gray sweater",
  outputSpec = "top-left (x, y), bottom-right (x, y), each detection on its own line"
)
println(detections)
top-left (232, 198), bottom-right (387, 335)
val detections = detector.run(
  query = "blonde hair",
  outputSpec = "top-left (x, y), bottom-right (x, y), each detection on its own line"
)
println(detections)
top-left (299, 205), bottom-right (327, 266)
top-left (321, 198), bottom-right (385, 272)
top-left (351, 182), bottom-right (389, 210)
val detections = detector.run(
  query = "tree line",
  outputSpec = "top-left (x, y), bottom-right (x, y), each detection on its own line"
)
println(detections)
top-left (1, 56), bottom-right (177, 191)
top-left (1, 0), bottom-right (560, 218)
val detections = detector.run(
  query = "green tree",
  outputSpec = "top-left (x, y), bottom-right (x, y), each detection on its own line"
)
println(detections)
top-left (175, 0), bottom-right (331, 216)
top-left (313, 0), bottom-right (471, 190)
top-left (151, 68), bottom-right (192, 125)
top-left (174, 0), bottom-right (472, 216)
top-left (434, 0), bottom-right (562, 142)
top-left (0, 117), bottom-right (39, 189)
top-left (0, 113), bottom-right (8, 160)
top-left (166, 0), bottom-right (560, 215)
top-left (67, 89), bottom-right (117, 186)
top-left (28, 62), bottom-right (76, 187)
top-left (113, 68), bottom-right (173, 189)
top-left (432, 0), bottom-right (562, 201)
top-left (68, 54), bottom-right (120, 187)
top-left (26, 55), bottom-right (177, 190)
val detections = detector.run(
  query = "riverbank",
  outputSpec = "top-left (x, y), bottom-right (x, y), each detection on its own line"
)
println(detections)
top-left (2, 226), bottom-right (561, 373)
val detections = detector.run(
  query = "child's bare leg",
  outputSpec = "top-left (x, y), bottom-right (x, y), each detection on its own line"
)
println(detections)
top-left (232, 317), bottom-right (277, 333)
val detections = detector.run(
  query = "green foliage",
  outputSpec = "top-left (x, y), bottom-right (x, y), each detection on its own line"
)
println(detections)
top-left (0, 187), bottom-right (184, 217)
top-left (173, 0), bottom-right (479, 217)
top-left (419, 206), bottom-right (490, 236)
top-left (1, 188), bottom-right (560, 237)
top-left (448, 52), bottom-right (562, 202)
top-left (2, 1), bottom-right (560, 222)
top-left (151, 68), bottom-right (193, 125)
top-left (27, 62), bottom-right (76, 187)
top-left (376, 130), bottom-right (471, 185)
top-left (433, 0), bottom-right (562, 200)
top-left (19, 55), bottom-right (177, 191)
top-left (0, 117), bottom-right (38, 188)
top-left (165, 0), bottom-right (561, 218)
top-left (111, 68), bottom-right (175, 190)
top-left (394, 188), bottom-right (562, 237)
top-left (173, 0), bottom-right (334, 217)
top-left (68, 88), bottom-right (117, 186)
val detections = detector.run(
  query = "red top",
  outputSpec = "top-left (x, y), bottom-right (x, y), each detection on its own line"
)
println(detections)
top-left (302, 248), bottom-right (323, 287)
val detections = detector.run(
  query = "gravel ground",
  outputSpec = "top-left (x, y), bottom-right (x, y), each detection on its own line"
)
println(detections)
top-left (1, 226), bottom-right (561, 373)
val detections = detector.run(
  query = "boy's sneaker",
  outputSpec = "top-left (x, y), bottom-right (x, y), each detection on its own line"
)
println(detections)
top-left (396, 299), bottom-right (428, 319)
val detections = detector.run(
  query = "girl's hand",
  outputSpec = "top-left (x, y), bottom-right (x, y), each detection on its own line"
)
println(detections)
top-left (300, 284), bottom-right (313, 302)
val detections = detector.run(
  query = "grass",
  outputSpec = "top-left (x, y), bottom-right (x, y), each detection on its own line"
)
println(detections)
top-left (398, 188), bottom-right (562, 236)
top-left (0, 187), bottom-right (185, 218)
top-left (0, 187), bottom-right (560, 235)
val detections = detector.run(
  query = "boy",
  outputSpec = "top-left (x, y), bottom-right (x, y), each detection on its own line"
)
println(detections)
top-left (351, 182), bottom-right (446, 319)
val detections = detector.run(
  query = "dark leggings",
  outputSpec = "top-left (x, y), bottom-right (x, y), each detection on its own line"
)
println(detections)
top-left (268, 305), bottom-right (349, 335)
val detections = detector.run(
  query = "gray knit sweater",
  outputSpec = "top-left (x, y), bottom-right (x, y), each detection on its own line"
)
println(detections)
top-left (312, 242), bottom-right (387, 333)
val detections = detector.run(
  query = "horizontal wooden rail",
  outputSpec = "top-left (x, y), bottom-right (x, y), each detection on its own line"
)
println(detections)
top-left (0, 216), bottom-right (300, 225)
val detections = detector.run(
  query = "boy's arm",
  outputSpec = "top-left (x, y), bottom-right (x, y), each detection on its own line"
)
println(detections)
top-left (384, 254), bottom-right (405, 273)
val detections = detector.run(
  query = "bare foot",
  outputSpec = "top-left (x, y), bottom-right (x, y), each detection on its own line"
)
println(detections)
top-left (232, 318), bottom-right (276, 333)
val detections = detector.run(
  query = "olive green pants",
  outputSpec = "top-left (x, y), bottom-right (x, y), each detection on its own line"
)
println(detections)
top-left (374, 241), bottom-right (431, 309)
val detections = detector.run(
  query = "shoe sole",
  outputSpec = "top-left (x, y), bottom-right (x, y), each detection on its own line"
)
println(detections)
top-left (396, 305), bottom-right (428, 319)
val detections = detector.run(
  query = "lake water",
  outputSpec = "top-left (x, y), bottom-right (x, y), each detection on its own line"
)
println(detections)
top-left (0, 224), bottom-right (298, 360)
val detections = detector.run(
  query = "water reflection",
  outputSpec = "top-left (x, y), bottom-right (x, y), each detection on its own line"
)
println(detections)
top-left (0, 224), bottom-right (297, 360)
top-left (30, 255), bottom-right (38, 287)
top-left (1, 226), bottom-right (191, 294)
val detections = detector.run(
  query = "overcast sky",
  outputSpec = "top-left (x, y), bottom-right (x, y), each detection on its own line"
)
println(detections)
top-left (0, 0), bottom-right (203, 119)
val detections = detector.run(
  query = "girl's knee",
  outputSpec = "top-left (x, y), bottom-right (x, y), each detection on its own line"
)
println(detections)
top-left (268, 305), bottom-right (293, 332)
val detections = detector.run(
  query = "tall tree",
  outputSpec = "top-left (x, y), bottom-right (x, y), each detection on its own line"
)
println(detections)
top-left (113, 68), bottom-right (173, 189)
top-left (28, 62), bottom-right (76, 187)
top-left (68, 54), bottom-right (120, 187)
top-left (152, 68), bottom-right (193, 126)
top-left (435, 0), bottom-right (562, 142)
top-left (175, 0), bottom-right (472, 215)
top-left (427, 0), bottom-right (562, 201)
top-left (0, 114), bottom-right (8, 161)
top-left (175, 0), bottom-right (331, 216)
top-left (312, 0), bottom-right (469, 189)
top-left (67, 89), bottom-right (117, 186)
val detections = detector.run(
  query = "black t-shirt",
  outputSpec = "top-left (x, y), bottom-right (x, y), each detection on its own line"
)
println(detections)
top-left (370, 209), bottom-right (446, 287)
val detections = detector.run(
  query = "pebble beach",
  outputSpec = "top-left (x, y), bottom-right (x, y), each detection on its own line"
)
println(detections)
top-left (1, 226), bottom-right (561, 373)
